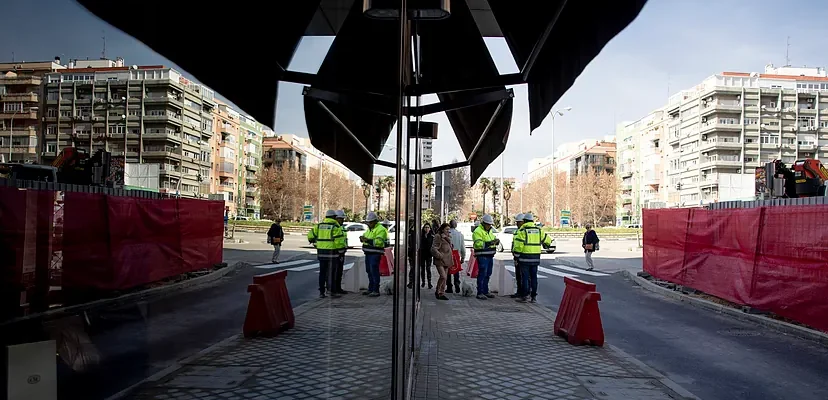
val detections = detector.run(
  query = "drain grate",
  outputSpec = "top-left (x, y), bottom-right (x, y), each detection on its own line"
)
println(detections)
top-left (718, 328), bottom-right (761, 337)
top-left (331, 303), bottom-right (365, 309)
top-left (490, 306), bottom-right (526, 313)
top-left (578, 376), bottom-right (681, 399)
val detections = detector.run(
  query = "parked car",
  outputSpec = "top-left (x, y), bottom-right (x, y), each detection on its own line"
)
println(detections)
top-left (495, 225), bottom-right (556, 253)
top-left (343, 222), bottom-right (368, 248)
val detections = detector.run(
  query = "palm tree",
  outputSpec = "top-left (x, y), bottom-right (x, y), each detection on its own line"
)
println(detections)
top-left (382, 176), bottom-right (395, 213)
top-left (503, 180), bottom-right (514, 220)
top-left (479, 177), bottom-right (491, 214)
top-left (374, 180), bottom-right (383, 210)
top-left (423, 174), bottom-right (435, 209)
top-left (491, 178), bottom-right (499, 215)
top-left (361, 180), bottom-right (372, 214)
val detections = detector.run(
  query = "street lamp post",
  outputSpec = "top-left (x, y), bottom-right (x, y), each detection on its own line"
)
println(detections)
top-left (499, 154), bottom-right (504, 228)
top-left (520, 172), bottom-right (525, 212)
top-left (549, 106), bottom-right (571, 226)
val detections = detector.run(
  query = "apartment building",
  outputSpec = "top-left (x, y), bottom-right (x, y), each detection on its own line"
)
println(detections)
top-left (211, 101), bottom-right (242, 214)
top-left (239, 114), bottom-right (263, 218)
top-left (41, 58), bottom-right (216, 198)
top-left (526, 136), bottom-right (616, 183)
top-left (262, 135), bottom-right (308, 172)
top-left (619, 63), bottom-right (828, 213)
top-left (569, 140), bottom-right (616, 177)
top-left (616, 111), bottom-right (667, 225)
top-left (0, 59), bottom-right (66, 163)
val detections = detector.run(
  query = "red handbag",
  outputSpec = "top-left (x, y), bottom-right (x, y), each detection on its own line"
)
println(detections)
top-left (449, 250), bottom-right (462, 275)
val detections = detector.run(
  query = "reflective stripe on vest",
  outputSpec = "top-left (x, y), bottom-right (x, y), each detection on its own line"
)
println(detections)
top-left (362, 224), bottom-right (388, 254)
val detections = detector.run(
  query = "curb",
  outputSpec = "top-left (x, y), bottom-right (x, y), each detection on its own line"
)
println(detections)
top-left (606, 344), bottom-right (701, 400)
top-left (622, 270), bottom-right (828, 346)
top-left (105, 298), bottom-right (321, 400)
top-left (3, 254), bottom-right (308, 328)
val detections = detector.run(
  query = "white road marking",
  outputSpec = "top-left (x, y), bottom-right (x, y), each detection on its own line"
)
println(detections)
top-left (343, 263), bottom-right (354, 271)
top-left (289, 263), bottom-right (322, 272)
top-left (506, 264), bottom-right (562, 279)
top-left (547, 264), bottom-right (609, 277)
top-left (254, 259), bottom-right (316, 269)
top-left (537, 266), bottom-right (578, 278)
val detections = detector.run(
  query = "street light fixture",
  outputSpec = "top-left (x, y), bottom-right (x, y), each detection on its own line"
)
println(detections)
top-left (549, 106), bottom-right (571, 226)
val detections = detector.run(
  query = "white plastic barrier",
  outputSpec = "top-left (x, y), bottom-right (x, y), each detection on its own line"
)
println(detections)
top-left (490, 262), bottom-right (516, 296)
top-left (341, 257), bottom-right (369, 292)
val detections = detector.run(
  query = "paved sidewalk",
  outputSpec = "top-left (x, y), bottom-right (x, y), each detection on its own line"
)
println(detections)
top-left (119, 289), bottom-right (695, 400)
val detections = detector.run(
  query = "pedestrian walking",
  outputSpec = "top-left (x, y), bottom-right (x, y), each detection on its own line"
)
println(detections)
top-left (406, 219), bottom-right (417, 289)
top-left (431, 223), bottom-right (453, 300)
top-left (514, 213), bottom-right (551, 303)
top-left (446, 220), bottom-right (465, 294)
top-left (509, 213), bottom-right (525, 298)
top-left (360, 212), bottom-right (387, 297)
top-left (333, 210), bottom-right (348, 294)
top-left (431, 219), bottom-right (440, 234)
top-left (472, 214), bottom-right (499, 300)
top-left (582, 224), bottom-right (600, 271)
top-left (307, 210), bottom-right (345, 299)
top-left (419, 223), bottom-right (434, 289)
top-left (266, 218), bottom-right (285, 263)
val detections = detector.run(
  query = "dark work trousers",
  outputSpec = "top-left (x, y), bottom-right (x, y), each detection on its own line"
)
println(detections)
top-left (520, 263), bottom-right (539, 298)
top-left (419, 255), bottom-right (433, 286)
top-left (513, 257), bottom-right (524, 296)
top-left (318, 258), bottom-right (335, 295)
top-left (334, 253), bottom-right (345, 292)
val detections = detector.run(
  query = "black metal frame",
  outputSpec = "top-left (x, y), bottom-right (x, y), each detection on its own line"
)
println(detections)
top-left (304, 86), bottom-right (513, 175)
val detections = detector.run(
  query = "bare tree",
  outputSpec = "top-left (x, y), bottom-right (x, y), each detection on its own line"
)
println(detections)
top-left (523, 171), bottom-right (552, 224)
top-left (259, 165), bottom-right (305, 220)
top-left (447, 161), bottom-right (469, 216)
top-left (570, 168), bottom-right (617, 226)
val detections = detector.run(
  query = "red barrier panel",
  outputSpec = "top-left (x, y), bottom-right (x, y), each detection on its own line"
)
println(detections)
top-left (449, 250), bottom-right (462, 275)
top-left (243, 270), bottom-right (293, 338)
top-left (644, 206), bottom-right (828, 333)
top-left (62, 193), bottom-right (223, 291)
top-left (0, 187), bottom-right (38, 318)
top-left (379, 247), bottom-right (395, 276)
top-left (553, 276), bottom-right (604, 346)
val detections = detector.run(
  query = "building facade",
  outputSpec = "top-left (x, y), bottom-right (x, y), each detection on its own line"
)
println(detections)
top-left (262, 135), bottom-right (308, 172)
top-left (616, 111), bottom-right (666, 225)
top-left (617, 64), bottom-right (828, 217)
top-left (41, 59), bottom-right (217, 198)
top-left (0, 59), bottom-right (66, 163)
top-left (526, 136), bottom-right (616, 183)
top-left (238, 114), bottom-right (263, 218)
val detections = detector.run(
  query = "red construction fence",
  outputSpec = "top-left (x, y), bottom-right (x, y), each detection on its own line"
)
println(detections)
top-left (1, 187), bottom-right (223, 318)
top-left (643, 206), bottom-right (828, 333)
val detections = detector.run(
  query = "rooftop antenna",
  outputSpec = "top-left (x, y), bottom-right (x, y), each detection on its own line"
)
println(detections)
top-left (785, 36), bottom-right (791, 67)
top-left (10, 52), bottom-right (14, 62)
top-left (101, 30), bottom-right (106, 60)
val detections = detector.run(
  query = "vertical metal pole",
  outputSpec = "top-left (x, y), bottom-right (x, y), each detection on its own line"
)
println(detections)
top-left (440, 170), bottom-right (446, 222)
top-left (550, 115), bottom-right (555, 226)
top-left (499, 155), bottom-right (504, 227)
top-left (317, 157), bottom-right (324, 221)
top-left (391, 1), bottom-right (410, 398)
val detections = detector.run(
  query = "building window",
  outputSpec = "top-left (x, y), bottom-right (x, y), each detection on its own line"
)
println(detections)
top-left (743, 118), bottom-right (757, 125)
top-left (46, 142), bottom-right (57, 153)
top-left (108, 125), bottom-right (126, 134)
top-left (47, 108), bottom-right (58, 117)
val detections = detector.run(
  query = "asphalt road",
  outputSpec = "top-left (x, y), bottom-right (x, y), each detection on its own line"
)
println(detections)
top-left (517, 251), bottom-right (828, 400)
top-left (51, 232), bottom-right (828, 400)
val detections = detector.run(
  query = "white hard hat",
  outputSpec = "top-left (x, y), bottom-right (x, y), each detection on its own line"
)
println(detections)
top-left (325, 209), bottom-right (337, 218)
top-left (514, 213), bottom-right (525, 222)
top-left (365, 212), bottom-right (379, 222)
top-left (335, 210), bottom-right (345, 218)
top-left (481, 214), bottom-right (494, 225)
top-left (523, 213), bottom-right (535, 222)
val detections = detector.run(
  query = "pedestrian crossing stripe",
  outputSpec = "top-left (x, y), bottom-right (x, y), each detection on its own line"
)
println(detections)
top-left (254, 259), bottom-right (315, 269)
top-left (504, 264), bottom-right (607, 278)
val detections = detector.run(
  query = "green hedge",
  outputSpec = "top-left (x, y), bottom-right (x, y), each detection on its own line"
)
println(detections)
top-left (231, 220), bottom-right (314, 227)
top-left (542, 227), bottom-right (641, 234)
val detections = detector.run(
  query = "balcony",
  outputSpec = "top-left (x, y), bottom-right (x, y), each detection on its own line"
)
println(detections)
top-left (799, 144), bottom-right (816, 151)
top-left (143, 112), bottom-right (182, 124)
top-left (700, 100), bottom-right (742, 116)
top-left (245, 162), bottom-right (260, 171)
top-left (700, 120), bottom-right (742, 135)
top-left (1, 92), bottom-right (38, 102)
top-left (0, 110), bottom-right (38, 120)
top-left (699, 174), bottom-right (719, 188)
top-left (700, 154), bottom-right (741, 168)
top-left (700, 138), bottom-right (741, 151)
top-left (0, 127), bottom-right (38, 137)
top-left (0, 76), bottom-right (42, 86)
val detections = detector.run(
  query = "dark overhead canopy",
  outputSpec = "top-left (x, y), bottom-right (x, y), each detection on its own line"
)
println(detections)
top-left (77, 0), bottom-right (647, 183)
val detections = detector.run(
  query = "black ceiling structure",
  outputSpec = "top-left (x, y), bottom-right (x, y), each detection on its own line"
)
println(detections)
top-left (76, 0), bottom-right (648, 184)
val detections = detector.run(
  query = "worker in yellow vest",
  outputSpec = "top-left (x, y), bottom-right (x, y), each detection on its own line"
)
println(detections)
top-left (333, 210), bottom-right (348, 294)
top-left (513, 213), bottom-right (551, 303)
top-left (308, 210), bottom-right (345, 298)
top-left (360, 212), bottom-right (388, 297)
top-left (472, 214), bottom-right (499, 300)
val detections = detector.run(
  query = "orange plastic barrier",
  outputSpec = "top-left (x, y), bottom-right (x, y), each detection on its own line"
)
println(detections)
top-left (243, 270), bottom-right (294, 338)
top-left (379, 247), bottom-right (395, 276)
top-left (466, 249), bottom-right (479, 278)
top-left (553, 276), bottom-right (604, 346)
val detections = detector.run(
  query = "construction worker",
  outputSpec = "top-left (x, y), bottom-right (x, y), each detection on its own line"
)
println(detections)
top-left (333, 210), bottom-right (348, 294)
top-left (360, 212), bottom-right (388, 297)
top-left (472, 214), bottom-right (499, 300)
top-left (307, 210), bottom-right (345, 298)
top-left (509, 213), bottom-right (525, 299)
top-left (514, 213), bottom-right (552, 303)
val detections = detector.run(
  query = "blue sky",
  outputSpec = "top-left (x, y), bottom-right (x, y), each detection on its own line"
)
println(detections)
top-left (4, 0), bottom-right (828, 179)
